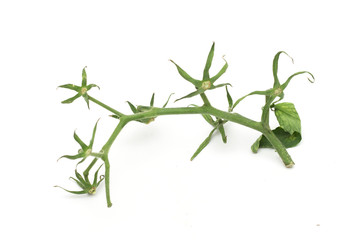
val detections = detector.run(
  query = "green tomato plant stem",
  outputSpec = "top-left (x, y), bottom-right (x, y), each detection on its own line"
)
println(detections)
top-left (261, 95), bottom-right (273, 126)
top-left (83, 157), bottom-right (98, 183)
top-left (200, 93), bottom-right (212, 106)
top-left (102, 154), bottom-right (112, 207)
top-left (57, 46), bottom-right (312, 207)
top-left (100, 118), bottom-right (129, 207)
top-left (88, 96), bottom-right (294, 207)
top-left (88, 95), bottom-right (125, 117)
top-left (262, 128), bottom-right (294, 167)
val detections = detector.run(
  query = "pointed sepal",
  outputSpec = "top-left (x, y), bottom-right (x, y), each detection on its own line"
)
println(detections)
top-left (281, 71), bottom-right (315, 91)
top-left (210, 83), bottom-right (232, 90)
top-left (272, 51), bottom-right (293, 88)
top-left (54, 185), bottom-right (87, 195)
top-left (203, 42), bottom-right (215, 80)
top-left (218, 124), bottom-right (227, 143)
top-left (190, 128), bottom-right (216, 161)
top-left (87, 84), bottom-right (100, 91)
top-left (209, 56), bottom-right (228, 84)
top-left (82, 66), bottom-right (87, 86)
top-left (150, 93), bottom-right (155, 107)
top-left (89, 119), bottom-right (100, 149)
top-left (175, 88), bottom-right (205, 102)
top-left (232, 89), bottom-right (273, 110)
top-left (58, 84), bottom-right (81, 91)
top-left (162, 93), bottom-right (174, 108)
top-left (225, 86), bottom-right (233, 111)
top-left (170, 60), bottom-right (202, 87)
top-left (126, 101), bottom-right (138, 114)
top-left (58, 153), bottom-right (84, 161)
top-left (93, 164), bottom-right (104, 186)
top-left (61, 93), bottom-right (81, 104)
top-left (73, 131), bottom-right (87, 150)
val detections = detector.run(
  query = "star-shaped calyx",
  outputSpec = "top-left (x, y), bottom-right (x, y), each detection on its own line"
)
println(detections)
top-left (54, 163), bottom-right (104, 195)
top-left (58, 67), bottom-right (99, 109)
top-left (170, 42), bottom-right (231, 102)
top-left (58, 119), bottom-right (102, 165)
top-left (231, 51), bottom-right (315, 111)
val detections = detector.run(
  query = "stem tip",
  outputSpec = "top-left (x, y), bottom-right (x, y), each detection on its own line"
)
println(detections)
top-left (285, 162), bottom-right (295, 168)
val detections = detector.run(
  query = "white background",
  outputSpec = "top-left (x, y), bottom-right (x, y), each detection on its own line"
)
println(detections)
top-left (1, 0), bottom-right (359, 239)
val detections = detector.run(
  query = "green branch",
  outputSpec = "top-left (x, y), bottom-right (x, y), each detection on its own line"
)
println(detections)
top-left (56, 43), bottom-right (314, 207)
top-left (88, 95), bottom-right (125, 117)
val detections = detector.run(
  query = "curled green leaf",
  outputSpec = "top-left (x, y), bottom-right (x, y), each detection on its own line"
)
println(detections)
top-left (251, 127), bottom-right (302, 153)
